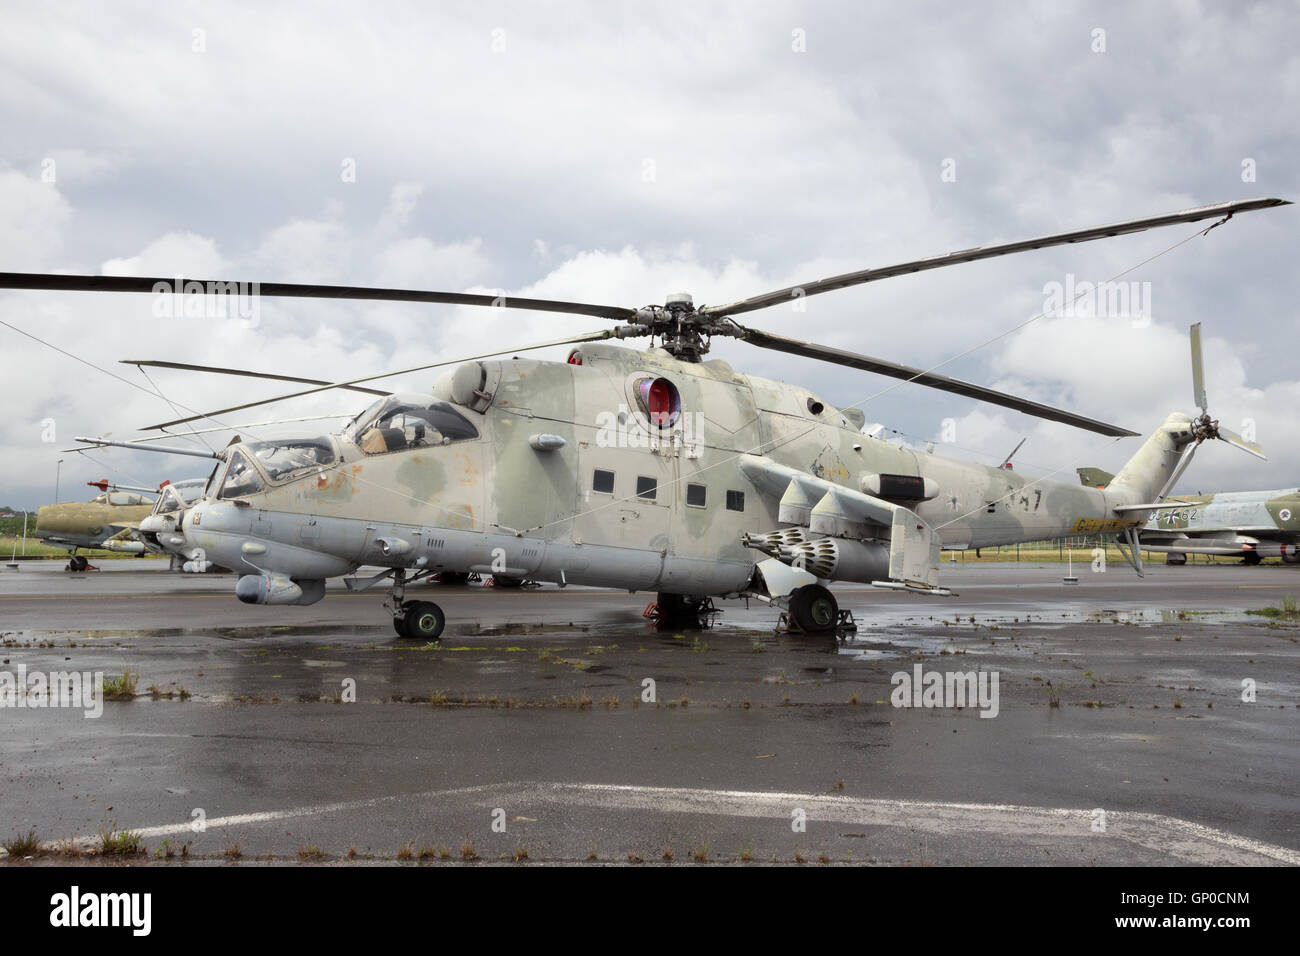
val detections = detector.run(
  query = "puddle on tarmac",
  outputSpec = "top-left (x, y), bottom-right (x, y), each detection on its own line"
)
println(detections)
top-left (17, 624), bottom-right (390, 642)
top-left (464, 622), bottom-right (591, 636)
top-left (1083, 607), bottom-right (1256, 625)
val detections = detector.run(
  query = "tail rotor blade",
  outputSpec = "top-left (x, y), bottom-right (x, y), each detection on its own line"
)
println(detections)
top-left (1189, 322), bottom-right (1207, 414)
top-left (1217, 425), bottom-right (1267, 460)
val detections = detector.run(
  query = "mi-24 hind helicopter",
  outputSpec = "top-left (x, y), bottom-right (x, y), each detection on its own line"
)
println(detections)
top-left (1, 197), bottom-right (1286, 636)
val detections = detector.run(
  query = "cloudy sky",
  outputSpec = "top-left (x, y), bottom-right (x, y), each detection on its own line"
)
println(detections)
top-left (1, 0), bottom-right (1296, 508)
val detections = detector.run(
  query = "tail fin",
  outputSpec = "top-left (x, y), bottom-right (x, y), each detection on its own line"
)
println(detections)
top-left (1106, 413), bottom-right (1196, 503)
top-left (1076, 467), bottom-right (1114, 488)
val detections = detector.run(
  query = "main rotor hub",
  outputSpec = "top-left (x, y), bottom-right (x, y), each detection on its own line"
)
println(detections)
top-left (629, 293), bottom-right (740, 362)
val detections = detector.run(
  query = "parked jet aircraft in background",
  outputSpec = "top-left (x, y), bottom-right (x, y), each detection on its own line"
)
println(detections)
top-left (1078, 468), bottom-right (1298, 565)
top-left (1142, 488), bottom-right (1300, 564)
top-left (33, 481), bottom-right (156, 570)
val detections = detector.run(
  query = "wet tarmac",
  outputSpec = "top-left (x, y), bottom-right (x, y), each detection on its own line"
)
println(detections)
top-left (1, 559), bottom-right (1297, 865)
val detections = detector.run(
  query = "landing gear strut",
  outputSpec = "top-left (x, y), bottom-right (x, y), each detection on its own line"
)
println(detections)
top-left (387, 569), bottom-right (446, 640)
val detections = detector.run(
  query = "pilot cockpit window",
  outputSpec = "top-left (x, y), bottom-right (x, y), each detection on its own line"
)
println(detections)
top-left (218, 451), bottom-right (265, 499)
top-left (244, 437), bottom-right (336, 481)
top-left (347, 395), bottom-right (478, 456)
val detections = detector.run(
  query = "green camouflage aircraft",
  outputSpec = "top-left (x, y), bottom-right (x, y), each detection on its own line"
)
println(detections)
top-left (1079, 468), bottom-right (1299, 565)
top-left (33, 480), bottom-right (156, 570)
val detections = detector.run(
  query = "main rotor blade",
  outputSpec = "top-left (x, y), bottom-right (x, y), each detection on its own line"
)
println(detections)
top-left (704, 198), bottom-right (1290, 319)
top-left (738, 327), bottom-right (1139, 437)
top-left (1189, 322), bottom-right (1207, 414)
top-left (143, 327), bottom-right (634, 430)
top-left (122, 359), bottom-right (390, 396)
top-left (141, 413), bottom-right (354, 441)
top-left (0, 273), bottom-right (637, 322)
top-left (57, 412), bottom-right (353, 451)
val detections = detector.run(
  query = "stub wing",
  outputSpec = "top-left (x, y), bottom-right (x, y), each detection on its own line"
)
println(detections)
top-left (738, 454), bottom-right (949, 594)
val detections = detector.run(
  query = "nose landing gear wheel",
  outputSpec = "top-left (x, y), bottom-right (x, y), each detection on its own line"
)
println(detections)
top-left (789, 584), bottom-right (839, 632)
top-left (398, 600), bottom-right (446, 640)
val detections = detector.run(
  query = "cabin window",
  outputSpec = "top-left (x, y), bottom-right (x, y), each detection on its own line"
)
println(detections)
top-left (593, 469), bottom-right (615, 494)
top-left (218, 452), bottom-right (264, 499)
top-left (636, 476), bottom-right (657, 500)
top-left (726, 490), bottom-right (745, 512)
top-left (686, 483), bottom-right (706, 508)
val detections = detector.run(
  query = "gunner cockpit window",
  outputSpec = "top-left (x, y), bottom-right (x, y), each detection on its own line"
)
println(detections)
top-left (156, 487), bottom-right (185, 515)
top-left (347, 395), bottom-right (478, 456)
top-left (155, 479), bottom-right (206, 515)
top-left (218, 452), bottom-right (264, 499)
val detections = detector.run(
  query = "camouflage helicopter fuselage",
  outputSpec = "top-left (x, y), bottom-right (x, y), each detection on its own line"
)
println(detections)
top-left (182, 343), bottom-right (1193, 606)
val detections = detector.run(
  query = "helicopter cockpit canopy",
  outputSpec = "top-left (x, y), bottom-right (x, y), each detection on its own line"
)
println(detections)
top-left (153, 478), bottom-right (207, 515)
top-left (345, 394), bottom-right (478, 455)
top-left (218, 451), bottom-right (264, 499)
top-left (244, 436), bottom-right (337, 481)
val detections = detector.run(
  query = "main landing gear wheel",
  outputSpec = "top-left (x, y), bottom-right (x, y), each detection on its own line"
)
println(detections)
top-left (1243, 551), bottom-right (1262, 566)
top-left (1166, 553), bottom-right (1187, 566)
top-left (491, 574), bottom-right (524, 589)
top-left (789, 584), bottom-right (839, 632)
top-left (68, 555), bottom-right (88, 572)
top-left (398, 601), bottom-right (446, 640)
top-left (437, 572), bottom-right (470, 586)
